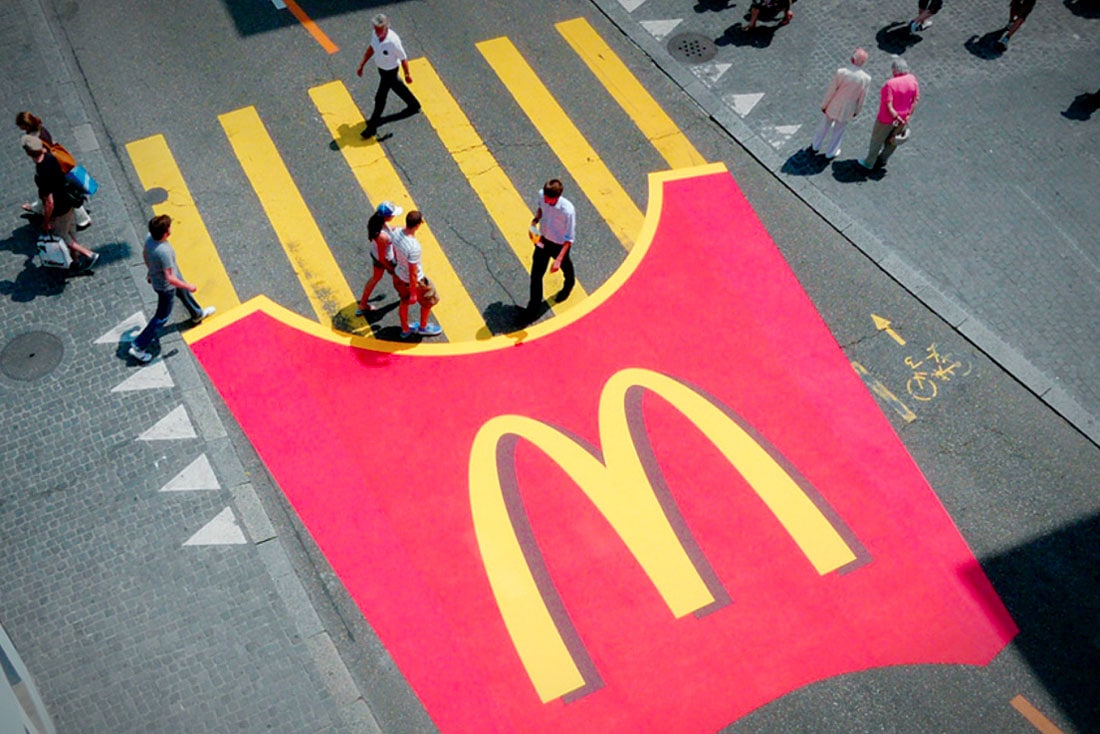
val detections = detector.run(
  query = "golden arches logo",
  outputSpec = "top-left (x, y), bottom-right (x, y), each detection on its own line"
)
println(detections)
top-left (469, 368), bottom-right (866, 703)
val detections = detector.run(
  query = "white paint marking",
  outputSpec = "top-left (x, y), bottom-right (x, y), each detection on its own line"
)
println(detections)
top-left (619, 0), bottom-right (648, 11)
top-left (725, 92), bottom-right (765, 117)
top-left (112, 360), bottom-right (174, 392)
top-left (271, 0), bottom-right (286, 8)
top-left (184, 507), bottom-right (247, 546)
top-left (641, 19), bottom-right (682, 41)
top-left (160, 454), bottom-right (220, 492)
top-left (761, 123), bottom-right (801, 148)
top-left (138, 405), bottom-right (197, 441)
top-left (690, 62), bottom-right (731, 85)
top-left (95, 312), bottom-right (147, 344)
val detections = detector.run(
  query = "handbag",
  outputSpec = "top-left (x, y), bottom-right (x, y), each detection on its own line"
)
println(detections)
top-left (66, 165), bottom-right (99, 196)
top-left (888, 123), bottom-right (911, 145)
top-left (36, 232), bottom-right (73, 269)
top-left (45, 141), bottom-right (76, 173)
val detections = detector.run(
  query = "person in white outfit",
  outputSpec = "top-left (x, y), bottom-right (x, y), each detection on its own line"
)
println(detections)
top-left (811, 49), bottom-right (872, 160)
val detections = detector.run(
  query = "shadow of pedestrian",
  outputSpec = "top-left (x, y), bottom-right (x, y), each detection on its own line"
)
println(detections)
top-left (832, 159), bottom-right (884, 183)
top-left (964, 30), bottom-right (1007, 60)
top-left (1062, 91), bottom-right (1100, 120)
top-left (715, 22), bottom-right (777, 48)
top-left (781, 147), bottom-right (831, 176)
top-left (693, 0), bottom-right (735, 11)
top-left (483, 301), bottom-right (533, 337)
top-left (875, 21), bottom-right (922, 54)
top-left (1064, 0), bottom-right (1100, 18)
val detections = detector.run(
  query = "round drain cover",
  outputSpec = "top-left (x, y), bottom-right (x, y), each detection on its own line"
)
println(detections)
top-left (667, 32), bottom-right (717, 64)
top-left (1, 331), bottom-right (64, 381)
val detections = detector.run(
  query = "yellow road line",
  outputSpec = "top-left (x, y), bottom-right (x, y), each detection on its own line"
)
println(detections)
top-left (308, 80), bottom-right (486, 340)
top-left (1010, 696), bottom-right (1064, 734)
top-left (219, 106), bottom-right (354, 329)
top-left (282, 0), bottom-right (339, 54)
top-left (125, 134), bottom-right (240, 315)
top-left (410, 57), bottom-right (588, 315)
top-left (477, 36), bottom-right (643, 251)
top-left (556, 17), bottom-right (705, 170)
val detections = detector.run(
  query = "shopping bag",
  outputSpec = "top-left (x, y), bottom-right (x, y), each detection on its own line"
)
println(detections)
top-left (66, 165), bottom-right (99, 196)
top-left (36, 232), bottom-right (73, 269)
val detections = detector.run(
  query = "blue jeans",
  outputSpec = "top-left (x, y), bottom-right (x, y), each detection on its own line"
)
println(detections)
top-left (132, 288), bottom-right (202, 350)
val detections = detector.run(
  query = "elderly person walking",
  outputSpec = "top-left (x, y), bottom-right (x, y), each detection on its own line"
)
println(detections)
top-left (811, 49), bottom-right (872, 160)
top-left (860, 57), bottom-right (920, 171)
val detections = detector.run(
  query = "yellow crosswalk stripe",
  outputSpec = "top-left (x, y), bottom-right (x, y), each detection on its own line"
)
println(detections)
top-left (308, 80), bottom-right (487, 341)
top-left (556, 17), bottom-right (706, 170)
top-left (125, 134), bottom-right (240, 315)
top-left (410, 57), bottom-right (589, 315)
top-left (218, 106), bottom-right (354, 330)
top-left (477, 36), bottom-right (644, 252)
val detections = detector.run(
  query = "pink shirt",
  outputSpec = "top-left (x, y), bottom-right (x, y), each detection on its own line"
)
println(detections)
top-left (876, 73), bottom-right (920, 124)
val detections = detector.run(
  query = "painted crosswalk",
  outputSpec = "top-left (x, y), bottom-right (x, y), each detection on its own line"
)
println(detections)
top-left (124, 17), bottom-right (704, 342)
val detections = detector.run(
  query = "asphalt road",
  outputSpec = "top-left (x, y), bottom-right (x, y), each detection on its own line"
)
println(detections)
top-left (38, 0), bottom-right (1100, 731)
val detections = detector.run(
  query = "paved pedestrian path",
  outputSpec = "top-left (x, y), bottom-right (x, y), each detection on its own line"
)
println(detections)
top-left (592, 0), bottom-right (1100, 445)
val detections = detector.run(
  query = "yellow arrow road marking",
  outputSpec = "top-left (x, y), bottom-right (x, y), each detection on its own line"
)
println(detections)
top-left (410, 57), bottom-right (588, 316)
top-left (871, 313), bottom-right (906, 345)
top-left (126, 134), bottom-right (240, 316)
top-left (219, 106), bottom-right (354, 329)
top-left (556, 17), bottom-right (705, 170)
top-left (308, 81), bottom-right (486, 341)
top-left (477, 36), bottom-right (643, 252)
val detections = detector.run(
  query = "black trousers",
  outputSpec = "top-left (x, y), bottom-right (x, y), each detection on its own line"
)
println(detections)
top-left (528, 238), bottom-right (575, 309)
top-left (366, 67), bottom-right (420, 131)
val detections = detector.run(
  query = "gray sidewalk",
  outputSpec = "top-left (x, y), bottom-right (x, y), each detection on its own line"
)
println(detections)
top-left (0, 0), bottom-right (387, 731)
top-left (593, 0), bottom-right (1100, 445)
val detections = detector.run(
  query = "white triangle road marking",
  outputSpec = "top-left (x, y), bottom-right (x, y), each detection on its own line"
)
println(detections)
top-left (761, 123), bottom-right (802, 148)
top-left (641, 19), bottom-right (682, 41)
top-left (112, 360), bottom-right (174, 392)
top-left (619, 0), bottom-right (648, 11)
top-left (691, 62), bottom-right (731, 85)
top-left (725, 92), bottom-right (765, 117)
top-left (183, 507), bottom-right (247, 546)
top-left (137, 405), bottom-right (197, 441)
top-left (160, 454), bottom-right (220, 492)
top-left (96, 312), bottom-right (147, 344)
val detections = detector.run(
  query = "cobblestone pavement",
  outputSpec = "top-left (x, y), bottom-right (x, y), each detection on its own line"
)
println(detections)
top-left (0, 0), bottom-right (387, 731)
top-left (592, 0), bottom-right (1100, 445)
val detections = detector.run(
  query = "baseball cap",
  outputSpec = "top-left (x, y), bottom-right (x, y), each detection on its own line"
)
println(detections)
top-left (376, 201), bottom-right (403, 218)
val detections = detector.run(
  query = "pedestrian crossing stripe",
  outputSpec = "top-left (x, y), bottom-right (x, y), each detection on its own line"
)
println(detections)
top-left (308, 81), bottom-right (486, 341)
top-left (411, 56), bottom-right (586, 315)
top-left (556, 18), bottom-right (705, 171)
top-left (219, 106), bottom-right (355, 330)
top-left (477, 35), bottom-right (644, 252)
top-left (130, 18), bottom-right (703, 343)
top-left (125, 134), bottom-right (241, 315)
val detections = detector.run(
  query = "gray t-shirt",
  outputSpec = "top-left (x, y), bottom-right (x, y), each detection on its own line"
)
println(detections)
top-left (144, 236), bottom-right (179, 292)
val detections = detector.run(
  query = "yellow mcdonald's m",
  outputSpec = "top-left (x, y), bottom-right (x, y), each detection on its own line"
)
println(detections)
top-left (469, 368), bottom-right (865, 703)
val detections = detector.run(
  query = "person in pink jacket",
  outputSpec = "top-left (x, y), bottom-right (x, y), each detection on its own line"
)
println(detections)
top-left (811, 48), bottom-right (872, 160)
top-left (860, 56), bottom-right (920, 171)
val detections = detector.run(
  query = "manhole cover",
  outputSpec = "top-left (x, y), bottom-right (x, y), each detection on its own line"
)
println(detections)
top-left (1, 331), bottom-right (63, 381)
top-left (667, 32), bottom-right (717, 64)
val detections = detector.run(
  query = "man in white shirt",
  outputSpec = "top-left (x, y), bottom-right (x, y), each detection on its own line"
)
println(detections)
top-left (390, 210), bottom-right (442, 338)
top-left (356, 13), bottom-right (421, 139)
top-left (811, 48), bottom-right (872, 160)
top-left (526, 179), bottom-right (576, 320)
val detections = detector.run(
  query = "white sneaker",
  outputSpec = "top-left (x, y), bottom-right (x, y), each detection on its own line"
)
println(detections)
top-left (191, 305), bottom-right (216, 324)
top-left (128, 344), bottom-right (153, 363)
